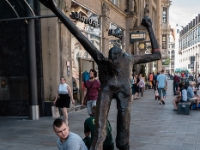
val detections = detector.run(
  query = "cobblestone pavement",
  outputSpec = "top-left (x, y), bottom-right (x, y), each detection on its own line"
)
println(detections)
top-left (1, 80), bottom-right (200, 150)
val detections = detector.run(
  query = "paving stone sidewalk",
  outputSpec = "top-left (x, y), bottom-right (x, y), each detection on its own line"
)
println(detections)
top-left (1, 80), bottom-right (200, 150)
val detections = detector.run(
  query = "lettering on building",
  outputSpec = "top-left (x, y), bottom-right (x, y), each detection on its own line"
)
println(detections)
top-left (71, 12), bottom-right (99, 28)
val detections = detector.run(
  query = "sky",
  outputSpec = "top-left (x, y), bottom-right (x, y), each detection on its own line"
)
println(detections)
top-left (169, 0), bottom-right (200, 27)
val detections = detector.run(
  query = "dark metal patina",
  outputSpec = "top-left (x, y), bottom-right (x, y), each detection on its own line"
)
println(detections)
top-left (39, 0), bottom-right (161, 149)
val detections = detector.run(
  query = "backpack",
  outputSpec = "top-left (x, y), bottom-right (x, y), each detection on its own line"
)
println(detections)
top-left (139, 79), bottom-right (144, 88)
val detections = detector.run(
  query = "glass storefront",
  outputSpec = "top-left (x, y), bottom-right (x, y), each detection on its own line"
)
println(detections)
top-left (70, 1), bottom-right (101, 106)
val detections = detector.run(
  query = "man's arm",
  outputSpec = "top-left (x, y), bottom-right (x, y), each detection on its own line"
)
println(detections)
top-left (39, 0), bottom-right (104, 63)
top-left (82, 88), bottom-right (87, 105)
top-left (133, 17), bottom-right (161, 64)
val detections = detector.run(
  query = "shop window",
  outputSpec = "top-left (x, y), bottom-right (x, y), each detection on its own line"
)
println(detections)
top-left (162, 7), bottom-right (167, 23)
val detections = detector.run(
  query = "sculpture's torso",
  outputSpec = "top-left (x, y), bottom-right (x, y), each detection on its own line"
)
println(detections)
top-left (98, 53), bottom-right (133, 92)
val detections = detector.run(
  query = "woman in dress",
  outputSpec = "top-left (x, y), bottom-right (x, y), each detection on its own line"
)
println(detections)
top-left (134, 74), bottom-right (140, 99)
top-left (54, 77), bottom-right (75, 124)
top-left (131, 74), bottom-right (136, 102)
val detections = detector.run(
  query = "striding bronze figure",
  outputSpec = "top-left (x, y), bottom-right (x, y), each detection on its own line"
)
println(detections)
top-left (39, 0), bottom-right (161, 150)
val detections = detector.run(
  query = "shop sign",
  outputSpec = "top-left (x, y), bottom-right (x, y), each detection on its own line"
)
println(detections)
top-left (130, 31), bottom-right (146, 43)
top-left (71, 12), bottom-right (99, 28)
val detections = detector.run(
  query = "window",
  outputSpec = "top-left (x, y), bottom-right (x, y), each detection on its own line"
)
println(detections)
top-left (162, 34), bottom-right (167, 49)
top-left (198, 27), bottom-right (200, 36)
top-left (110, 0), bottom-right (118, 6)
top-left (162, 7), bottom-right (167, 23)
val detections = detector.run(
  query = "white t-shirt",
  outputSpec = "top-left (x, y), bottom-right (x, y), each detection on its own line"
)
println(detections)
top-left (57, 132), bottom-right (88, 150)
top-left (198, 77), bottom-right (200, 83)
top-left (58, 83), bottom-right (68, 94)
top-left (181, 89), bottom-right (187, 102)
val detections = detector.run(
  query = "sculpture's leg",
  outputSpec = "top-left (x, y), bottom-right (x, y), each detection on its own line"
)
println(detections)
top-left (116, 91), bottom-right (131, 150)
top-left (90, 87), bottom-right (112, 150)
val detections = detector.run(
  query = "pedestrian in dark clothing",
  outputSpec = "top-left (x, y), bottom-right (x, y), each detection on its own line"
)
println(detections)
top-left (173, 74), bottom-right (180, 95)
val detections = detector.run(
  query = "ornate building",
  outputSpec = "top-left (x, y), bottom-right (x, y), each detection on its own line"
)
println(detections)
top-left (0, 0), bottom-right (171, 117)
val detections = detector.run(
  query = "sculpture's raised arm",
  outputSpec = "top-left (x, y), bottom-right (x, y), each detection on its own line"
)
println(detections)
top-left (133, 17), bottom-right (161, 64)
top-left (39, 0), bottom-right (104, 63)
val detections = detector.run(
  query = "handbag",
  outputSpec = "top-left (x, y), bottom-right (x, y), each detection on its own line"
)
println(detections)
top-left (83, 82), bottom-right (94, 105)
top-left (51, 105), bottom-right (60, 118)
top-left (164, 85), bottom-right (167, 90)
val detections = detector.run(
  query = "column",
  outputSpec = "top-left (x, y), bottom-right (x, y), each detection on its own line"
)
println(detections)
top-left (156, 0), bottom-right (162, 72)
top-left (101, 2), bottom-right (110, 56)
top-left (27, 0), bottom-right (39, 120)
top-left (59, 1), bottom-right (74, 111)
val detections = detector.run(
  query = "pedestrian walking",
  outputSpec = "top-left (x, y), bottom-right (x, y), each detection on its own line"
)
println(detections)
top-left (131, 75), bottom-right (137, 102)
top-left (135, 74), bottom-right (140, 99)
top-left (54, 77), bottom-right (75, 124)
top-left (139, 74), bottom-right (145, 97)
top-left (82, 69), bottom-right (100, 116)
top-left (173, 74), bottom-right (180, 95)
top-left (149, 72), bottom-right (153, 89)
top-left (196, 74), bottom-right (200, 89)
top-left (53, 118), bottom-right (88, 150)
top-left (156, 70), bottom-right (168, 105)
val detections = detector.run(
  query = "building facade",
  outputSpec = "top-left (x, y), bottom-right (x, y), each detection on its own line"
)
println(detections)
top-left (164, 28), bottom-right (175, 74)
top-left (0, 0), bottom-right (170, 117)
top-left (41, 0), bottom-right (171, 112)
top-left (179, 14), bottom-right (200, 76)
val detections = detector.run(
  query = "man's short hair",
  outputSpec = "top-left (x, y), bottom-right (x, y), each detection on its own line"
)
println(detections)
top-left (53, 118), bottom-right (65, 130)
top-left (90, 69), bottom-right (97, 77)
top-left (161, 69), bottom-right (164, 73)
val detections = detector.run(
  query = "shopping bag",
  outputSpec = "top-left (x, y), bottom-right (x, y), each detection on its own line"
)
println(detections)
top-left (155, 90), bottom-right (159, 96)
top-left (51, 106), bottom-right (60, 118)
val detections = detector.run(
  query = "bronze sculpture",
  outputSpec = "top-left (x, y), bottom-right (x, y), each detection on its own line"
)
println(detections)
top-left (39, 0), bottom-right (161, 150)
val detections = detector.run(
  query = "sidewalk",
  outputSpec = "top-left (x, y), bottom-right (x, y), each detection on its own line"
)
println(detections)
top-left (1, 80), bottom-right (200, 150)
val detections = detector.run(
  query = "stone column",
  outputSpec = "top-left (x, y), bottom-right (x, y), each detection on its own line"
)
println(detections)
top-left (101, 2), bottom-right (110, 57)
top-left (59, 0), bottom-right (74, 112)
top-left (156, 0), bottom-right (162, 72)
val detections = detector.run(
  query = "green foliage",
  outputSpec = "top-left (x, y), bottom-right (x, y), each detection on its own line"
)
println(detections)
top-left (139, 64), bottom-right (146, 77)
top-left (162, 58), bottom-right (170, 65)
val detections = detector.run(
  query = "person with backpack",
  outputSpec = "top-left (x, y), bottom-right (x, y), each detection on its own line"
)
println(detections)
top-left (139, 74), bottom-right (145, 97)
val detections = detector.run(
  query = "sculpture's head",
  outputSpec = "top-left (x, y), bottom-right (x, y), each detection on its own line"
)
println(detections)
top-left (108, 47), bottom-right (123, 61)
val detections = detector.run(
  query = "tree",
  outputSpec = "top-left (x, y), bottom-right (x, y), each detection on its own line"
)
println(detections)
top-left (139, 64), bottom-right (146, 77)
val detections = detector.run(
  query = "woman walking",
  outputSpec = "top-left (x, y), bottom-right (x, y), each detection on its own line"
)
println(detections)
top-left (135, 74), bottom-right (140, 99)
top-left (54, 77), bottom-right (75, 124)
top-left (139, 74), bottom-right (145, 97)
top-left (131, 75), bottom-right (136, 102)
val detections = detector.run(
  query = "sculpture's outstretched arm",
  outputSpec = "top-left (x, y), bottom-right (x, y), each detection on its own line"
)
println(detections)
top-left (39, 0), bottom-right (104, 63)
top-left (133, 17), bottom-right (161, 64)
